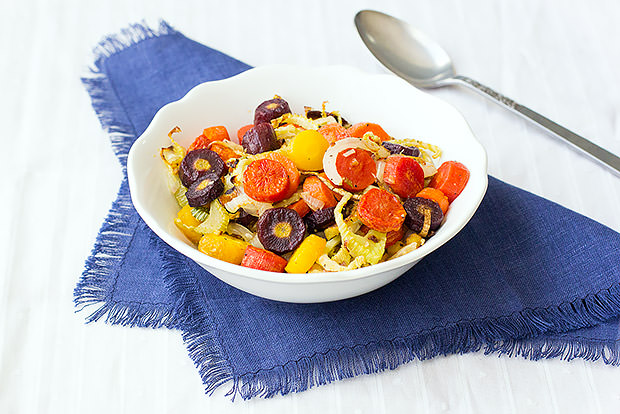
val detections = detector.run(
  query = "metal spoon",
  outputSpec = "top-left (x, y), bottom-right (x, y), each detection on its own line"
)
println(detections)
top-left (355, 10), bottom-right (620, 175)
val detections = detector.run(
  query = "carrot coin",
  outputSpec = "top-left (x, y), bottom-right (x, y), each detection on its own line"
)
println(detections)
top-left (416, 187), bottom-right (449, 214)
top-left (189, 126), bottom-right (230, 151)
top-left (288, 199), bottom-right (311, 217)
top-left (383, 155), bottom-right (424, 198)
top-left (261, 152), bottom-right (300, 199)
top-left (240, 245), bottom-right (288, 272)
top-left (348, 122), bottom-right (391, 141)
top-left (357, 188), bottom-right (406, 232)
top-left (243, 159), bottom-right (289, 203)
top-left (385, 226), bottom-right (405, 247)
top-left (318, 123), bottom-right (351, 144)
top-left (237, 124), bottom-right (253, 143)
top-left (209, 141), bottom-right (240, 162)
top-left (203, 125), bottom-right (230, 141)
top-left (188, 134), bottom-right (210, 151)
top-left (335, 148), bottom-right (376, 192)
top-left (302, 176), bottom-right (337, 209)
top-left (429, 161), bottom-right (470, 203)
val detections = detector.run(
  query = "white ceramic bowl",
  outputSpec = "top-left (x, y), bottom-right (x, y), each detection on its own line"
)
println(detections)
top-left (127, 65), bottom-right (488, 303)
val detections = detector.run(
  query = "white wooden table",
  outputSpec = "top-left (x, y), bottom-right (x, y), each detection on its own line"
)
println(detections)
top-left (2, 0), bottom-right (620, 412)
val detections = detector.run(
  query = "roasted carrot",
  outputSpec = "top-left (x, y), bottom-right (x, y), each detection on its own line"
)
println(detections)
top-left (203, 125), bottom-right (230, 142)
top-left (357, 188), bottom-right (406, 233)
top-left (237, 124), bottom-right (253, 143)
top-left (189, 126), bottom-right (230, 151)
top-left (347, 122), bottom-right (391, 141)
top-left (261, 152), bottom-right (300, 199)
top-left (416, 187), bottom-right (449, 214)
top-left (383, 155), bottom-right (424, 198)
top-left (188, 135), bottom-right (210, 151)
top-left (335, 148), bottom-right (376, 192)
top-left (288, 199), bottom-right (311, 217)
top-left (318, 123), bottom-right (351, 145)
top-left (240, 245), bottom-right (288, 272)
top-left (243, 159), bottom-right (289, 203)
top-left (429, 161), bottom-right (470, 203)
top-left (385, 226), bottom-right (405, 247)
top-left (302, 176), bottom-right (337, 209)
top-left (209, 141), bottom-right (240, 162)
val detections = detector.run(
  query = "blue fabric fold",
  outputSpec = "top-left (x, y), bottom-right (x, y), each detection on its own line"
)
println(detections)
top-left (75, 21), bottom-right (620, 400)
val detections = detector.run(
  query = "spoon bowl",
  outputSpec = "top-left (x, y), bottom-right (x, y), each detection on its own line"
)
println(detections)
top-left (355, 10), bottom-right (454, 88)
top-left (355, 10), bottom-right (620, 176)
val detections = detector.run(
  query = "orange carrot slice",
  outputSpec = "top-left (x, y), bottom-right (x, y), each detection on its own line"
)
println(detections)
top-left (385, 226), bottom-right (405, 247)
top-left (209, 141), bottom-right (240, 162)
top-left (240, 245), bottom-right (288, 272)
top-left (302, 176), bottom-right (337, 209)
top-left (348, 122), bottom-right (391, 141)
top-left (357, 188), bottom-right (406, 232)
top-left (416, 187), bottom-right (449, 214)
top-left (189, 126), bottom-right (230, 151)
top-left (288, 199), bottom-right (311, 217)
top-left (383, 155), bottom-right (424, 198)
top-left (243, 159), bottom-right (289, 203)
top-left (261, 152), bottom-right (300, 199)
top-left (429, 161), bottom-right (470, 203)
top-left (335, 148), bottom-right (376, 192)
top-left (318, 123), bottom-right (351, 144)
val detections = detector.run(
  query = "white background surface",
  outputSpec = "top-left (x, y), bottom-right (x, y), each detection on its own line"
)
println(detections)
top-left (2, 0), bottom-right (620, 412)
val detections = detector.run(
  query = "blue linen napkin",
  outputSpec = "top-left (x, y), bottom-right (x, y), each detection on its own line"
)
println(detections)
top-left (75, 22), bottom-right (620, 399)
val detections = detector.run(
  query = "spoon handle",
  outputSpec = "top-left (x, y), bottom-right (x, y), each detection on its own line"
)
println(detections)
top-left (453, 75), bottom-right (620, 176)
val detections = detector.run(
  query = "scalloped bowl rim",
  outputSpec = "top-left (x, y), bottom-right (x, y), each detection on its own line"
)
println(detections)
top-left (127, 64), bottom-right (488, 286)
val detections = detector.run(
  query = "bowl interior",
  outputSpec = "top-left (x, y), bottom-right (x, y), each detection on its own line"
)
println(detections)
top-left (127, 65), bottom-right (487, 283)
